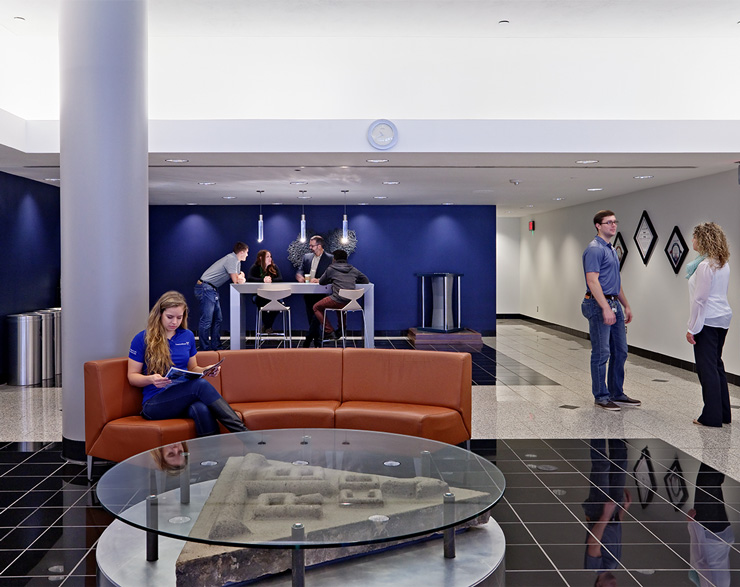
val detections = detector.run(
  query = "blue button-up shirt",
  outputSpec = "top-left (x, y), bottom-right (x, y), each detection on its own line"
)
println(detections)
top-left (583, 236), bottom-right (621, 296)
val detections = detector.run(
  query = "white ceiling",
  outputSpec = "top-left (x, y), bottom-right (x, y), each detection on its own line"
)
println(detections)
top-left (1, 1), bottom-right (740, 215)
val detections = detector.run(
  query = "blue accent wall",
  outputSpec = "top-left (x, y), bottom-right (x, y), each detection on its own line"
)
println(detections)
top-left (149, 205), bottom-right (496, 336)
top-left (0, 172), bottom-right (61, 383)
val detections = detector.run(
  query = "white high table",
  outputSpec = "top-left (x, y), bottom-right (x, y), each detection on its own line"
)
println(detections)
top-left (229, 282), bottom-right (375, 348)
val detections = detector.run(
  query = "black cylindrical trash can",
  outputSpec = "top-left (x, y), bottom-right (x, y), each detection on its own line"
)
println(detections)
top-left (36, 310), bottom-right (56, 382)
top-left (7, 313), bottom-right (42, 386)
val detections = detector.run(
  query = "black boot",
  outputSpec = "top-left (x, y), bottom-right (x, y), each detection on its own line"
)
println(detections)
top-left (209, 397), bottom-right (248, 433)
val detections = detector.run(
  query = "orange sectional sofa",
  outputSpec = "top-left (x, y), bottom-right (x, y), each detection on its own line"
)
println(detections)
top-left (85, 348), bottom-right (472, 478)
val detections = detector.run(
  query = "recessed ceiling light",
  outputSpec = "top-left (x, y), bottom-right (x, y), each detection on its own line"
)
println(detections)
top-left (552, 197), bottom-right (566, 201)
top-left (199, 182), bottom-right (216, 186)
top-left (442, 202), bottom-right (454, 206)
top-left (498, 20), bottom-right (509, 25)
top-left (587, 188), bottom-right (603, 191)
top-left (186, 202), bottom-right (197, 206)
top-left (383, 181), bottom-right (400, 185)
top-left (576, 160), bottom-right (599, 164)
top-left (340, 165), bottom-right (350, 169)
top-left (297, 195), bottom-right (312, 200)
top-left (290, 181), bottom-right (308, 185)
top-left (13, 16), bottom-right (25, 21)
top-left (633, 175), bottom-right (654, 179)
top-left (509, 179), bottom-right (520, 185)
top-left (358, 202), bottom-right (369, 206)
top-left (271, 202), bottom-right (283, 205)
top-left (222, 196), bottom-right (236, 200)
top-left (367, 159), bottom-right (389, 163)
top-left (526, 204), bottom-right (535, 208)
top-left (44, 178), bottom-right (60, 182)
top-left (165, 158), bottom-right (189, 163)
top-left (373, 196), bottom-right (388, 199)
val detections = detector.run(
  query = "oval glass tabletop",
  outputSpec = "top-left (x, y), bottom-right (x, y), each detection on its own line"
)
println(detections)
top-left (95, 429), bottom-right (505, 549)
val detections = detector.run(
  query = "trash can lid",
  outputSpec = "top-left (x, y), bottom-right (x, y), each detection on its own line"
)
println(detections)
top-left (7, 313), bottom-right (42, 321)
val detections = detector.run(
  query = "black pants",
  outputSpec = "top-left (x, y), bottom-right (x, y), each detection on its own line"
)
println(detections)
top-left (693, 326), bottom-right (731, 427)
top-left (253, 296), bottom-right (277, 329)
top-left (303, 294), bottom-right (324, 340)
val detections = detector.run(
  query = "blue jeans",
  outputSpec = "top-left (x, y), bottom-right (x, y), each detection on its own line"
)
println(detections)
top-left (142, 378), bottom-right (220, 437)
top-left (581, 297), bottom-right (628, 404)
top-left (194, 283), bottom-right (222, 351)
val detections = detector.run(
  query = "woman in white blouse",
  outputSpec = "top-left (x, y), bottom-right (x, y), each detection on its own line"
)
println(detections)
top-left (686, 222), bottom-right (732, 427)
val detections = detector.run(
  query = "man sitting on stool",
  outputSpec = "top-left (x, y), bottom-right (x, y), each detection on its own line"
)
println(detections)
top-left (311, 249), bottom-right (369, 342)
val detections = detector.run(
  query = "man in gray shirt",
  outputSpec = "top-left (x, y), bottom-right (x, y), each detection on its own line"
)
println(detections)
top-left (195, 242), bottom-right (248, 350)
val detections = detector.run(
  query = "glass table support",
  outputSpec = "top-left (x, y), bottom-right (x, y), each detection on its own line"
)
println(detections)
top-left (291, 523), bottom-right (306, 587)
top-left (146, 495), bottom-right (158, 562)
top-left (180, 452), bottom-right (190, 504)
top-left (443, 492), bottom-right (456, 559)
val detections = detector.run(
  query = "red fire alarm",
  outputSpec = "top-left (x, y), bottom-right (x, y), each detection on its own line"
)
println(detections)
top-left (528, 220), bottom-right (535, 232)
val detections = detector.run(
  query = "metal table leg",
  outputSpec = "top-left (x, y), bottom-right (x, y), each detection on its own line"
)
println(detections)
top-left (291, 522), bottom-right (305, 587)
top-left (145, 495), bottom-right (158, 562)
top-left (443, 492), bottom-right (456, 559)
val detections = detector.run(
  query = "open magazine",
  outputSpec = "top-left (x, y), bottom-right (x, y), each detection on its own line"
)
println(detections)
top-left (165, 358), bottom-right (224, 386)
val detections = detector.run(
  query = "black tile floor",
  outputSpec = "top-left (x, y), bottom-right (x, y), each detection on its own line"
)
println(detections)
top-left (0, 437), bottom-right (737, 586)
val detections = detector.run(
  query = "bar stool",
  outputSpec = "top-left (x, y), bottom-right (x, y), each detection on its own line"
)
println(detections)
top-left (255, 287), bottom-right (292, 348)
top-left (322, 289), bottom-right (365, 348)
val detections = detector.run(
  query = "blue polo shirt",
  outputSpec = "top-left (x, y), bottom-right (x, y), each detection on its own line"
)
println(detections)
top-left (129, 328), bottom-right (197, 403)
top-left (583, 236), bottom-right (621, 296)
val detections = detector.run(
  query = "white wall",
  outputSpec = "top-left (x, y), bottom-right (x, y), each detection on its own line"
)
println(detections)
top-left (496, 217), bottom-right (521, 314)
top-left (513, 169), bottom-right (740, 374)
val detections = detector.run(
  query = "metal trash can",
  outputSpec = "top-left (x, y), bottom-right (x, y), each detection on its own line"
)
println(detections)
top-left (36, 310), bottom-right (56, 382)
top-left (7, 313), bottom-right (42, 386)
top-left (47, 307), bottom-right (62, 376)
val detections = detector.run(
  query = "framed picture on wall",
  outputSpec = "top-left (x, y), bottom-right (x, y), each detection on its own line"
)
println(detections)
top-left (633, 210), bottom-right (657, 265)
top-left (664, 459), bottom-right (689, 510)
top-left (633, 447), bottom-right (657, 508)
top-left (664, 226), bottom-right (688, 275)
top-left (613, 232), bottom-right (628, 271)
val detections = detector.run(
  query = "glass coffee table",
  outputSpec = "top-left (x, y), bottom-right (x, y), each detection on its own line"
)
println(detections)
top-left (96, 429), bottom-right (506, 586)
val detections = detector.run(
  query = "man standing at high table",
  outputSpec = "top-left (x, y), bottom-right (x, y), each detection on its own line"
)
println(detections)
top-left (195, 242), bottom-right (248, 351)
top-left (296, 236), bottom-right (333, 347)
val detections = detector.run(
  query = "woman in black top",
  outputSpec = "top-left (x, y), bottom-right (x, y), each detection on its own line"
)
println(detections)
top-left (247, 249), bottom-right (283, 332)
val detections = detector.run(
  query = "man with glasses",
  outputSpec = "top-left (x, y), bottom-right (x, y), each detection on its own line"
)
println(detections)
top-left (582, 210), bottom-right (641, 411)
top-left (296, 236), bottom-right (333, 347)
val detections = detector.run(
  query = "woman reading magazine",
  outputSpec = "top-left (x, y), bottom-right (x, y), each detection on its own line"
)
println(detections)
top-left (127, 290), bottom-right (247, 437)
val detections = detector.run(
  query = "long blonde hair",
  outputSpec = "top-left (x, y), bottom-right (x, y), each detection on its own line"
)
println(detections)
top-left (144, 291), bottom-right (189, 376)
top-left (693, 222), bottom-right (730, 267)
top-left (150, 441), bottom-right (190, 475)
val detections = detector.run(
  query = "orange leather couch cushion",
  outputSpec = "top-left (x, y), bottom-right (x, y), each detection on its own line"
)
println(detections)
top-left (218, 348), bottom-right (343, 430)
top-left (217, 348), bottom-right (343, 403)
top-left (336, 348), bottom-right (472, 444)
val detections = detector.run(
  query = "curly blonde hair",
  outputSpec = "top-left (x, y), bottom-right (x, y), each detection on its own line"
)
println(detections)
top-left (693, 222), bottom-right (730, 267)
top-left (144, 291), bottom-right (189, 377)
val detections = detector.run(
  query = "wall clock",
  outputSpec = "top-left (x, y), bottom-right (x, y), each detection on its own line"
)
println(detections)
top-left (367, 119), bottom-right (398, 150)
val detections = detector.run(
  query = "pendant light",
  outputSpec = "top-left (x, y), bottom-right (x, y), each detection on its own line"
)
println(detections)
top-left (341, 190), bottom-right (349, 244)
top-left (256, 190), bottom-right (264, 243)
top-left (299, 190), bottom-right (307, 242)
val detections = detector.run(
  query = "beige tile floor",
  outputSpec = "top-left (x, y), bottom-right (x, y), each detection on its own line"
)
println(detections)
top-left (3, 318), bottom-right (739, 480)
top-left (477, 320), bottom-right (740, 481)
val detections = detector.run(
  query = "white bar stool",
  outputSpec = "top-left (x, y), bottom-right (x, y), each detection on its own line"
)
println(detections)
top-left (255, 286), bottom-right (292, 348)
top-left (322, 289), bottom-right (365, 348)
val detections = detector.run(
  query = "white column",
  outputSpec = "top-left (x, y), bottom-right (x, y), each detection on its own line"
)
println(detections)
top-left (59, 0), bottom-right (149, 461)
